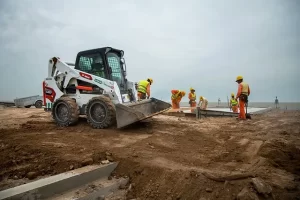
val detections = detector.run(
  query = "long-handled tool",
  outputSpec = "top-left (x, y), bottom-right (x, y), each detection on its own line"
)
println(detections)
top-left (245, 100), bottom-right (251, 119)
top-left (227, 96), bottom-right (231, 111)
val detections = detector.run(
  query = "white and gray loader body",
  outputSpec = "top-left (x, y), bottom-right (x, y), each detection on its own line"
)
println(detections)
top-left (43, 47), bottom-right (171, 128)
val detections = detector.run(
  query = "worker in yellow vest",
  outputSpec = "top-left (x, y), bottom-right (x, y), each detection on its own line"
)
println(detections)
top-left (171, 90), bottom-right (186, 109)
top-left (188, 87), bottom-right (197, 112)
top-left (230, 93), bottom-right (239, 113)
top-left (235, 75), bottom-right (250, 120)
top-left (198, 96), bottom-right (208, 110)
top-left (137, 78), bottom-right (153, 100)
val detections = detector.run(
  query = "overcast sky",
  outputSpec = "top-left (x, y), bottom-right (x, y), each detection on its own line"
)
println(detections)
top-left (0, 0), bottom-right (299, 102)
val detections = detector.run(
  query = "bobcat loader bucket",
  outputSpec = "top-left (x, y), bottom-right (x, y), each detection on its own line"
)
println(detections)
top-left (115, 98), bottom-right (171, 128)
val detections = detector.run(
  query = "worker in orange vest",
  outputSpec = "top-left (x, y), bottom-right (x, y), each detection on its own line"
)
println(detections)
top-left (235, 75), bottom-right (250, 120)
top-left (171, 90), bottom-right (186, 109)
top-left (230, 93), bottom-right (239, 113)
top-left (188, 87), bottom-right (197, 112)
top-left (137, 78), bottom-right (153, 100)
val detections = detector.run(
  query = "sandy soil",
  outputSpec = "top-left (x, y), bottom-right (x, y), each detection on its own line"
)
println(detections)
top-left (0, 106), bottom-right (299, 200)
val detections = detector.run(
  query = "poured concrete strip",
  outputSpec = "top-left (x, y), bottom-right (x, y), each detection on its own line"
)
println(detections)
top-left (163, 107), bottom-right (271, 118)
top-left (0, 163), bottom-right (118, 200)
top-left (186, 107), bottom-right (270, 115)
top-left (189, 107), bottom-right (270, 113)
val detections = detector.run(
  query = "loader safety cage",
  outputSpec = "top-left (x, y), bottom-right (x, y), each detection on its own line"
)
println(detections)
top-left (75, 47), bottom-right (128, 94)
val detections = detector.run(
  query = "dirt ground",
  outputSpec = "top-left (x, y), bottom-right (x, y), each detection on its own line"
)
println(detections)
top-left (0, 106), bottom-right (299, 200)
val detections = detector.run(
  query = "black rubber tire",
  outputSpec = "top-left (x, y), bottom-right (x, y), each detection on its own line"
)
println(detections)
top-left (34, 100), bottom-right (43, 108)
top-left (85, 96), bottom-right (116, 129)
top-left (25, 105), bottom-right (31, 108)
top-left (51, 97), bottom-right (79, 127)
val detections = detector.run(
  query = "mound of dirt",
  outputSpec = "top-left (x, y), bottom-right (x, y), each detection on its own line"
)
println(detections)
top-left (114, 159), bottom-right (248, 200)
top-left (0, 140), bottom-right (111, 190)
top-left (258, 139), bottom-right (300, 175)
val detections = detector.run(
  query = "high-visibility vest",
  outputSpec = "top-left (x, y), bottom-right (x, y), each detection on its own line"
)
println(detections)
top-left (202, 98), bottom-right (207, 103)
top-left (230, 98), bottom-right (238, 106)
top-left (241, 82), bottom-right (249, 95)
top-left (172, 90), bottom-right (181, 100)
top-left (138, 80), bottom-right (149, 94)
top-left (190, 93), bottom-right (196, 100)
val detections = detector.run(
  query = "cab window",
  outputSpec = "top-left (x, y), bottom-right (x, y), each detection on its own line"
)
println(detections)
top-left (107, 52), bottom-right (125, 88)
top-left (77, 53), bottom-right (107, 79)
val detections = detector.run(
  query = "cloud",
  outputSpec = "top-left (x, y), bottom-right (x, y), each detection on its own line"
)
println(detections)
top-left (0, 0), bottom-right (299, 102)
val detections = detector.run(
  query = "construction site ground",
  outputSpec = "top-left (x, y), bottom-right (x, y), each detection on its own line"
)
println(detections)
top-left (0, 106), bottom-right (299, 200)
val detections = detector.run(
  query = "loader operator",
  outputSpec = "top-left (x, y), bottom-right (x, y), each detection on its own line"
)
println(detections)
top-left (91, 56), bottom-right (105, 78)
top-left (188, 87), bottom-right (197, 111)
top-left (198, 96), bottom-right (208, 110)
top-left (137, 78), bottom-right (153, 100)
top-left (235, 75), bottom-right (250, 120)
top-left (230, 93), bottom-right (239, 113)
top-left (171, 90), bottom-right (186, 109)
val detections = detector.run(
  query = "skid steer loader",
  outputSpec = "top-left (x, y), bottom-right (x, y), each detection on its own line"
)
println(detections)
top-left (43, 47), bottom-right (171, 129)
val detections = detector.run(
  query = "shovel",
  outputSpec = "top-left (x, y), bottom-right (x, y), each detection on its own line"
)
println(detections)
top-left (245, 101), bottom-right (251, 119)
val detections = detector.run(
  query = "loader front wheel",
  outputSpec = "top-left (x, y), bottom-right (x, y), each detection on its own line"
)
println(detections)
top-left (86, 96), bottom-right (116, 129)
top-left (52, 97), bottom-right (79, 127)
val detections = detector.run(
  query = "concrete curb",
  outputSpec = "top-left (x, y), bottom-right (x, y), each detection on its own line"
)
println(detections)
top-left (0, 163), bottom-right (118, 200)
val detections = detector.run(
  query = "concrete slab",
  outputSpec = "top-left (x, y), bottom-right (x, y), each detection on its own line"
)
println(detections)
top-left (182, 107), bottom-right (270, 114)
top-left (0, 163), bottom-right (118, 200)
top-left (163, 107), bottom-right (272, 118)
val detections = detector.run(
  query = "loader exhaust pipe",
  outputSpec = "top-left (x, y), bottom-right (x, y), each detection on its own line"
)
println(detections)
top-left (115, 98), bottom-right (171, 128)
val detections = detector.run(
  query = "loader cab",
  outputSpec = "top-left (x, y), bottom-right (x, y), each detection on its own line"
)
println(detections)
top-left (75, 47), bottom-right (127, 94)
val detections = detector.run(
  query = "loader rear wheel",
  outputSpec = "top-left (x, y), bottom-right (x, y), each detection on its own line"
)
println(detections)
top-left (52, 97), bottom-right (79, 127)
top-left (86, 96), bottom-right (116, 129)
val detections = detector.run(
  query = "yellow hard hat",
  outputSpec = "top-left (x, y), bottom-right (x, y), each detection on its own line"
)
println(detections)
top-left (236, 75), bottom-right (243, 82)
top-left (181, 91), bottom-right (186, 96)
top-left (231, 93), bottom-right (235, 97)
top-left (147, 78), bottom-right (153, 84)
top-left (200, 96), bottom-right (203, 100)
top-left (190, 87), bottom-right (195, 91)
